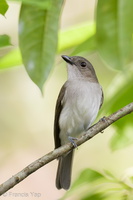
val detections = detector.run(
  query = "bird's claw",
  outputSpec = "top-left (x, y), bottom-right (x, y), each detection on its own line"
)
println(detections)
top-left (68, 136), bottom-right (78, 148)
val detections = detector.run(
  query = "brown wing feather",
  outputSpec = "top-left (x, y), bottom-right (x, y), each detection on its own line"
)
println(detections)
top-left (54, 84), bottom-right (66, 149)
top-left (99, 89), bottom-right (104, 109)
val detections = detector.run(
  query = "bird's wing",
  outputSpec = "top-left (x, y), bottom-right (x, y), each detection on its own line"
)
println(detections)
top-left (99, 88), bottom-right (104, 109)
top-left (54, 84), bottom-right (66, 149)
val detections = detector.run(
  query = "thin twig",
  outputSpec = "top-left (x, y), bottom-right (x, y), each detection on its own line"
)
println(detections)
top-left (0, 102), bottom-right (133, 195)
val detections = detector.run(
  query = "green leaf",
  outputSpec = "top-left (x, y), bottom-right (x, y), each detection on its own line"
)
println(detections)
top-left (61, 169), bottom-right (105, 200)
top-left (0, 35), bottom-right (11, 48)
top-left (62, 168), bottom-right (132, 200)
top-left (58, 22), bottom-right (95, 52)
top-left (96, 0), bottom-right (133, 70)
top-left (0, 23), bottom-right (95, 70)
top-left (8, 0), bottom-right (51, 9)
top-left (104, 170), bottom-right (116, 180)
top-left (0, 0), bottom-right (8, 16)
top-left (111, 121), bottom-right (133, 150)
top-left (71, 168), bottom-right (105, 190)
top-left (0, 49), bottom-right (22, 69)
top-left (19, 0), bottom-right (64, 90)
top-left (81, 193), bottom-right (105, 200)
top-left (72, 35), bottom-right (96, 55)
top-left (104, 67), bottom-right (133, 150)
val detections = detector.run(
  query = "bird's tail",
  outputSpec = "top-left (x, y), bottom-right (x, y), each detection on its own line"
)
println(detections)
top-left (56, 151), bottom-right (74, 190)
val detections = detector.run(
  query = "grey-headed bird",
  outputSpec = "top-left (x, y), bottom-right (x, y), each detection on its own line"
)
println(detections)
top-left (54, 55), bottom-right (103, 190)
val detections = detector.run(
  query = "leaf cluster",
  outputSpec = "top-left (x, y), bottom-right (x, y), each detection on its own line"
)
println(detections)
top-left (62, 168), bottom-right (133, 200)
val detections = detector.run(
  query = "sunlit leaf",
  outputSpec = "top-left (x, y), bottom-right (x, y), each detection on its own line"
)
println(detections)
top-left (71, 168), bottom-right (105, 191)
top-left (111, 122), bottom-right (133, 150)
top-left (62, 168), bottom-right (128, 200)
top-left (0, 23), bottom-right (95, 70)
top-left (0, 49), bottom-right (22, 69)
top-left (0, 35), bottom-right (11, 48)
top-left (96, 0), bottom-right (133, 70)
top-left (104, 68), bottom-right (133, 150)
top-left (8, 0), bottom-right (51, 9)
top-left (72, 35), bottom-right (96, 55)
top-left (58, 22), bottom-right (95, 52)
top-left (19, 0), bottom-right (64, 90)
top-left (81, 193), bottom-right (105, 200)
top-left (0, 0), bottom-right (8, 16)
top-left (61, 168), bottom-right (106, 200)
top-left (104, 170), bottom-right (116, 180)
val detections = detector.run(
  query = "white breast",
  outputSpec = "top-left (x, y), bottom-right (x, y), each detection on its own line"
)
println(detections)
top-left (59, 80), bottom-right (102, 145)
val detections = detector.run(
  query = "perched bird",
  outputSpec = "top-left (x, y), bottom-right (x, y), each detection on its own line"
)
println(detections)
top-left (54, 55), bottom-right (103, 190)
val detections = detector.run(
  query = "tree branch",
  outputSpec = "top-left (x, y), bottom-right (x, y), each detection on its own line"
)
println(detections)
top-left (0, 102), bottom-right (133, 195)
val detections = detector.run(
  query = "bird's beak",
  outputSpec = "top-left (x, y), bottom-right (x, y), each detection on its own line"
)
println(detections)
top-left (61, 55), bottom-right (74, 65)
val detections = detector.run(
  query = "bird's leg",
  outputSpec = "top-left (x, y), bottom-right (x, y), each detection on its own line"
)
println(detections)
top-left (99, 116), bottom-right (109, 133)
top-left (67, 132), bottom-right (78, 148)
top-left (68, 136), bottom-right (78, 148)
top-left (99, 116), bottom-right (107, 122)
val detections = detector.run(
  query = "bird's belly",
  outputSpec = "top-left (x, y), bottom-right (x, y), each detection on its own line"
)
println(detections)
top-left (59, 82), bottom-right (102, 145)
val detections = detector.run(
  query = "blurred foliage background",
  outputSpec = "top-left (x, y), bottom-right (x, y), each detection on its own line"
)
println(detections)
top-left (0, 0), bottom-right (133, 199)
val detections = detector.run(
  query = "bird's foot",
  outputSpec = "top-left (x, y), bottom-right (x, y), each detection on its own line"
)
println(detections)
top-left (99, 116), bottom-right (109, 133)
top-left (68, 136), bottom-right (78, 148)
top-left (99, 116), bottom-right (107, 122)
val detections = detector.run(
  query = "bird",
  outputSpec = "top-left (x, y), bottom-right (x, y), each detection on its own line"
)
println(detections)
top-left (54, 55), bottom-right (103, 190)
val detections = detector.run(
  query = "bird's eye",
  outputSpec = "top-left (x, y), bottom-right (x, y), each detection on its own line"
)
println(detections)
top-left (80, 62), bottom-right (86, 67)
